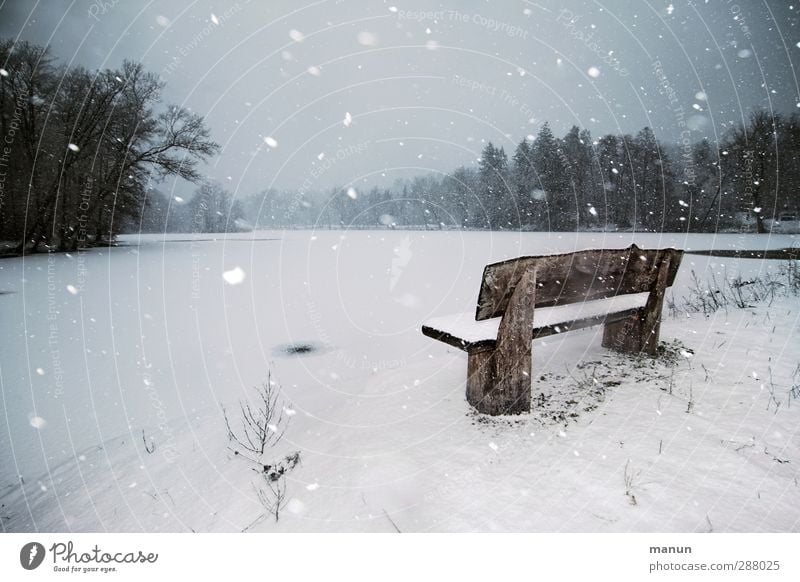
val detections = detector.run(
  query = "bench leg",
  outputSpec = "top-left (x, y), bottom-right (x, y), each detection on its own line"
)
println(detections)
top-left (466, 349), bottom-right (494, 411)
top-left (602, 312), bottom-right (659, 355)
top-left (466, 346), bottom-right (533, 415)
top-left (466, 270), bottom-right (536, 415)
top-left (602, 255), bottom-right (673, 356)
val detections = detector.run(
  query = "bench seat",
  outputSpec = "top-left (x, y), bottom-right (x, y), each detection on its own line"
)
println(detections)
top-left (422, 291), bottom-right (650, 353)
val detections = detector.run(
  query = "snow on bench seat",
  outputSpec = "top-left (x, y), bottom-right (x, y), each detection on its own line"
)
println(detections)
top-left (422, 291), bottom-right (650, 353)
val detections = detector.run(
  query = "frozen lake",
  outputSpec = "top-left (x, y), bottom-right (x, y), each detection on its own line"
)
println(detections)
top-left (1, 230), bottom-right (798, 532)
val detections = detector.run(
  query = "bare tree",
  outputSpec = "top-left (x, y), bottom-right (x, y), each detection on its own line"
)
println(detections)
top-left (0, 39), bottom-right (219, 254)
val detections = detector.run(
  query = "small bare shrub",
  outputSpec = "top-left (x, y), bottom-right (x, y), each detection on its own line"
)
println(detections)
top-left (669, 260), bottom-right (799, 317)
top-left (224, 374), bottom-right (300, 526)
top-left (223, 373), bottom-right (286, 458)
top-left (624, 459), bottom-right (641, 506)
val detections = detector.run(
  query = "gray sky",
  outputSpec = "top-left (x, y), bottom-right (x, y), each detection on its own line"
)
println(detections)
top-left (1, 0), bottom-right (798, 198)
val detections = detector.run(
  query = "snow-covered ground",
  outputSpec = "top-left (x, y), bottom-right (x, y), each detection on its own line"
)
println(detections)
top-left (1, 230), bottom-right (798, 532)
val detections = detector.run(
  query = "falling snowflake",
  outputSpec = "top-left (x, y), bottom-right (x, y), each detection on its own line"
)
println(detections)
top-left (222, 266), bottom-right (246, 285)
top-left (66, 284), bottom-right (78, 295)
top-left (588, 206), bottom-right (598, 216)
top-left (289, 29), bottom-right (304, 42)
top-left (587, 66), bottom-right (601, 78)
top-left (488, 442), bottom-right (499, 451)
top-left (0, 68), bottom-right (8, 77)
top-left (155, 15), bottom-right (170, 27)
top-left (306, 482), bottom-right (320, 491)
top-left (211, 13), bottom-right (220, 25)
top-left (67, 143), bottom-right (80, 152)
top-left (307, 66), bottom-right (321, 76)
top-left (343, 112), bottom-right (353, 127)
top-left (357, 31), bottom-right (378, 46)
top-left (29, 415), bottom-right (47, 429)
top-left (264, 136), bottom-right (278, 148)
top-left (346, 187), bottom-right (358, 199)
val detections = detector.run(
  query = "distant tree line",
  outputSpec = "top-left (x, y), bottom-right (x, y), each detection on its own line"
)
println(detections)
top-left (0, 39), bottom-right (219, 253)
top-left (138, 181), bottom-right (246, 234)
top-left (227, 113), bottom-right (798, 234)
top-left (3, 36), bottom-right (799, 249)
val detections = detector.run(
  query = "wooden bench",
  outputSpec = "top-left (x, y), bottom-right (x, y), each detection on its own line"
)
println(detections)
top-left (422, 244), bottom-right (683, 415)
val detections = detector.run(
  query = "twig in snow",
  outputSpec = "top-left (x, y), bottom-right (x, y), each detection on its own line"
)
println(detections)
top-left (623, 460), bottom-right (640, 506)
top-left (764, 447), bottom-right (790, 464)
top-left (701, 363), bottom-right (711, 383)
top-left (142, 429), bottom-right (156, 454)
top-left (383, 508), bottom-right (401, 533)
top-left (765, 366), bottom-right (781, 413)
top-left (734, 437), bottom-right (756, 453)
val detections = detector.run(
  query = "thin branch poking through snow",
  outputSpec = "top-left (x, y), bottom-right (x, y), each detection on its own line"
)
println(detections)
top-left (383, 509), bottom-right (401, 533)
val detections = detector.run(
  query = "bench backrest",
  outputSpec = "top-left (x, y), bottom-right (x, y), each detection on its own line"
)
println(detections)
top-left (475, 244), bottom-right (683, 321)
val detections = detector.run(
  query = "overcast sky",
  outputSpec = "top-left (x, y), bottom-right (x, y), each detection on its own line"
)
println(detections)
top-left (1, 0), bottom-right (798, 198)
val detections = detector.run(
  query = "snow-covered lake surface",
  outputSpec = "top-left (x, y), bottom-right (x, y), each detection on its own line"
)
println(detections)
top-left (1, 230), bottom-right (798, 532)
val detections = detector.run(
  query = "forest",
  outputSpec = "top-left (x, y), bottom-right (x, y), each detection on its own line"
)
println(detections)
top-left (220, 114), bottom-right (799, 235)
top-left (2, 38), bottom-right (799, 254)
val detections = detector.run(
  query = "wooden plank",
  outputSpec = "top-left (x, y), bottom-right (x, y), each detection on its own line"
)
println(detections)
top-left (421, 324), bottom-right (495, 353)
top-left (487, 269), bottom-right (536, 414)
top-left (466, 349), bottom-right (494, 410)
top-left (475, 245), bottom-right (683, 321)
top-left (422, 307), bottom-right (643, 353)
top-left (602, 254), bottom-right (673, 355)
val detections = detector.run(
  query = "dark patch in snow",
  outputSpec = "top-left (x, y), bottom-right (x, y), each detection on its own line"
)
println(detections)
top-left (274, 342), bottom-right (326, 357)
